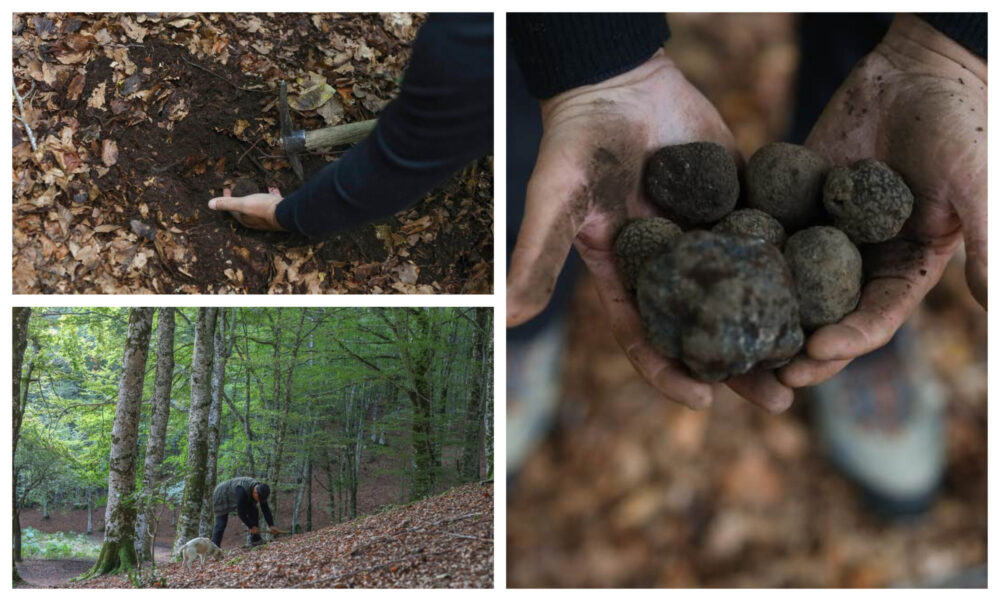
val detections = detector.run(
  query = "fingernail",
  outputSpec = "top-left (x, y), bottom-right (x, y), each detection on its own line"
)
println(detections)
top-left (208, 199), bottom-right (217, 209)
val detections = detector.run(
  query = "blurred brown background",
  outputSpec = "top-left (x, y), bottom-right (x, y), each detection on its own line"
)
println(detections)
top-left (506, 14), bottom-right (987, 588)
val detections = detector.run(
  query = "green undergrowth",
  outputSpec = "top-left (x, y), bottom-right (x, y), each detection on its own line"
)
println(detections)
top-left (21, 527), bottom-right (101, 560)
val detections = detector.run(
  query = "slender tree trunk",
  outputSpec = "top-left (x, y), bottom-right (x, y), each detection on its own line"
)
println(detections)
top-left (291, 459), bottom-right (304, 533)
top-left (460, 308), bottom-right (490, 481)
top-left (12, 308), bottom-right (31, 581)
top-left (325, 452), bottom-right (337, 524)
top-left (87, 487), bottom-right (94, 535)
top-left (410, 382), bottom-right (434, 500)
top-left (42, 496), bottom-right (49, 520)
top-left (172, 308), bottom-right (218, 557)
top-left (80, 307), bottom-right (154, 579)
top-left (305, 456), bottom-right (312, 532)
top-left (13, 470), bottom-right (22, 565)
top-left (136, 308), bottom-right (175, 561)
top-left (202, 309), bottom-right (231, 535)
top-left (483, 314), bottom-right (494, 479)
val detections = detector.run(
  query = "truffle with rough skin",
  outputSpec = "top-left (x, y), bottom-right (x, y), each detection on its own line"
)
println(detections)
top-left (231, 177), bottom-right (260, 197)
top-left (636, 231), bottom-right (803, 382)
top-left (644, 142), bottom-right (739, 225)
top-left (614, 217), bottom-right (683, 290)
top-left (746, 142), bottom-right (830, 230)
top-left (711, 208), bottom-right (787, 248)
top-left (784, 226), bottom-right (863, 330)
top-left (822, 158), bottom-right (914, 244)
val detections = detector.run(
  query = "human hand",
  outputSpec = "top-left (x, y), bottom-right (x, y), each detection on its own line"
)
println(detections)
top-left (208, 185), bottom-right (285, 231)
top-left (507, 49), bottom-right (794, 413)
top-left (780, 14), bottom-right (987, 388)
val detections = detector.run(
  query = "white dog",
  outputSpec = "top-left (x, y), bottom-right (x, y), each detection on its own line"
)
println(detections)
top-left (179, 537), bottom-right (224, 568)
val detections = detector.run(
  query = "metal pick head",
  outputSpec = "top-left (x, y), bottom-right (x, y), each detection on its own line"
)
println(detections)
top-left (279, 81), bottom-right (292, 139)
top-left (278, 81), bottom-right (304, 182)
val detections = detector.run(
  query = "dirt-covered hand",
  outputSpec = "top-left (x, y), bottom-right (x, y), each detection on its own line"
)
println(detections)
top-left (208, 186), bottom-right (285, 231)
top-left (507, 49), bottom-right (793, 413)
top-left (780, 15), bottom-right (987, 388)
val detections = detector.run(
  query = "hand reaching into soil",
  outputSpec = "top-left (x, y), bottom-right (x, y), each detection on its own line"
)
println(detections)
top-left (780, 14), bottom-right (987, 388)
top-left (507, 49), bottom-right (794, 413)
top-left (208, 185), bottom-right (285, 231)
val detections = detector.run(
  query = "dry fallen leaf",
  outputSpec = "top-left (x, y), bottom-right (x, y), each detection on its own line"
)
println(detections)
top-left (87, 82), bottom-right (107, 109)
top-left (102, 140), bottom-right (118, 167)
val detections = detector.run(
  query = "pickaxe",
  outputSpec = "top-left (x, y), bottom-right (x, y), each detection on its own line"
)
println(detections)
top-left (279, 80), bottom-right (377, 182)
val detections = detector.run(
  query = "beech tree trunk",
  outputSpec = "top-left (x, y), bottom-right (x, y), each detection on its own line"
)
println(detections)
top-left (87, 487), bottom-right (94, 535)
top-left (459, 308), bottom-right (490, 481)
top-left (80, 307), bottom-right (154, 579)
top-left (172, 308), bottom-right (218, 557)
top-left (136, 307), bottom-right (175, 561)
top-left (202, 308), bottom-right (232, 535)
top-left (12, 308), bottom-right (31, 581)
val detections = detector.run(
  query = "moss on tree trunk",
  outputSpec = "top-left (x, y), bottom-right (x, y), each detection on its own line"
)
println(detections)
top-left (76, 537), bottom-right (137, 579)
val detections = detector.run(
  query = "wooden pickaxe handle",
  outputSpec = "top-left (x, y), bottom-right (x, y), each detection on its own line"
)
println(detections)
top-left (303, 119), bottom-right (378, 152)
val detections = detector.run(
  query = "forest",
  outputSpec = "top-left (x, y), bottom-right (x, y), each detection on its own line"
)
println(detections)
top-left (13, 306), bottom-right (494, 588)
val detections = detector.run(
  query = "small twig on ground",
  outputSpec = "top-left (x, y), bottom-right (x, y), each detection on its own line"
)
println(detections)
top-left (179, 56), bottom-right (266, 93)
top-left (440, 532), bottom-right (492, 543)
top-left (151, 159), bottom-right (185, 174)
top-left (237, 137), bottom-right (264, 166)
top-left (404, 511), bottom-right (483, 534)
top-left (13, 74), bottom-right (37, 151)
top-left (242, 145), bottom-right (269, 176)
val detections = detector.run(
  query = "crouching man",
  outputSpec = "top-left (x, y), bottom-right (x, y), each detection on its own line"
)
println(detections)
top-left (211, 477), bottom-right (276, 548)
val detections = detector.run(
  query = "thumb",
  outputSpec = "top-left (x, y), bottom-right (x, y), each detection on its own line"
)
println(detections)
top-left (208, 196), bottom-right (238, 212)
top-left (507, 162), bottom-right (584, 327)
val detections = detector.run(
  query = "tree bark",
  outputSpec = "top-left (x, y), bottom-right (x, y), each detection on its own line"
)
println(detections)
top-left (305, 456), bottom-right (312, 532)
top-left (12, 308), bottom-right (31, 578)
top-left (80, 307), bottom-right (154, 579)
top-left (201, 308), bottom-right (232, 535)
top-left (172, 308), bottom-right (218, 557)
top-left (87, 487), bottom-right (94, 535)
top-left (459, 308), bottom-right (490, 481)
top-left (136, 308), bottom-right (175, 561)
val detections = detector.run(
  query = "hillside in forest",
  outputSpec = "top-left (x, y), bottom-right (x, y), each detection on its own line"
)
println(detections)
top-left (60, 483), bottom-right (493, 588)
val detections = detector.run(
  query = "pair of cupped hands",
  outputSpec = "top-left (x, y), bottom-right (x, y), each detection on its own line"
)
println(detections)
top-left (507, 15), bottom-right (987, 413)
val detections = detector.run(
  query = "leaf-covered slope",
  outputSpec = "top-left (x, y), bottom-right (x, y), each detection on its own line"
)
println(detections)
top-left (69, 482), bottom-right (493, 588)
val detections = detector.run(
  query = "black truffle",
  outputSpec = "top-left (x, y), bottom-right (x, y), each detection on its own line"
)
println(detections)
top-left (636, 231), bottom-right (803, 382)
top-left (644, 142), bottom-right (739, 225)
top-left (746, 142), bottom-right (829, 230)
top-left (822, 158), bottom-right (914, 244)
top-left (231, 177), bottom-right (260, 197)
top-left (784, 226), bottom-right (862, 330)
top-left (614, 217), bottom-right (683, 291)
top-left (711, 208), bottom-right (787, 248)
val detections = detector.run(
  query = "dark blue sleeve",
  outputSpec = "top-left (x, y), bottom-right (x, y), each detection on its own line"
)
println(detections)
top-left (274, 13), bottom-right (494, 238)
top-left (508, 14), bottom-right (669, 99)
top-left (235, 486), bottom-right (257, 529)
top-left (260, 500), bottom-right (274, 528)
top-left (917, 13), bottom-right (986, 59)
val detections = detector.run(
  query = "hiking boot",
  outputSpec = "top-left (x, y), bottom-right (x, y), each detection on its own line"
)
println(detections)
top-left (810, 324), bottom-right (945, 516)
top-left (507, 318), bottom-right (566, 477)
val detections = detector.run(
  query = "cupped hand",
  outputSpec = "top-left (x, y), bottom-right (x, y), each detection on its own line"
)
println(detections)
top-left (780, 14), bottom-right (987, 388)
top-left (507, 49), bottom-right (793, 413)
top-left (208, 186), bottom-right (285, 231)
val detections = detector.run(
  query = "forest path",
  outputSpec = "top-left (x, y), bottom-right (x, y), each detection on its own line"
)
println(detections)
top-left (15, 559), bottom-right (93, 587)
top-left (15, 541), bottom-right (173, 587)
